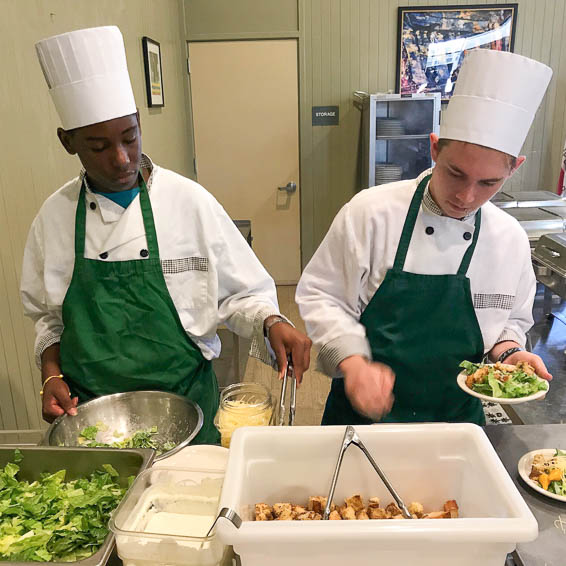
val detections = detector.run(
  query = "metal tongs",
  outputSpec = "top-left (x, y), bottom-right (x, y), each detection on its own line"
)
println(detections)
top-left (322, 425), bottom-right (412, 519)
top-left (200, 507), bottom-right (242, 549)
top-left (278, 355), bottom-right (296, 426)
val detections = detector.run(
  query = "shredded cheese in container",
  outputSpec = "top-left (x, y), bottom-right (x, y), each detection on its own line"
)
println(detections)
top-left (215, 384), bottom-right (273, 448)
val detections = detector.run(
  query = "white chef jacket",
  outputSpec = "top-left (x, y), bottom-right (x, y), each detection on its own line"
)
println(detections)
top-left (296, 169), bottom-right (536, 377)
top-left (21, 155), bottom-right (282, 369)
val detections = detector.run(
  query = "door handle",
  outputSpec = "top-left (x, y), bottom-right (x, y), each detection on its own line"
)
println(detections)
top-left (278, 182), bottom-right (297, 194)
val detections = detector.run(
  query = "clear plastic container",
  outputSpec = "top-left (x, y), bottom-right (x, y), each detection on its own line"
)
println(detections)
top-left (214, 383), bottom-right (273, 448)
top-left (110, 467), bottom-right (233, 566)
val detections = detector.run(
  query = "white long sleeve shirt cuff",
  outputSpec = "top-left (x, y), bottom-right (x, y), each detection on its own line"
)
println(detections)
top-left (316, 334), bottom-right (371, 377)
top-left (495, 328), bottom-right (527, 349)
top-left (249, 308), bottom-right (294, 369)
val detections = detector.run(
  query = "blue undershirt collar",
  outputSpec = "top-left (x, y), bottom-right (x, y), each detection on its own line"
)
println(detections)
top-left (93, 186), bottom-right (140, 208)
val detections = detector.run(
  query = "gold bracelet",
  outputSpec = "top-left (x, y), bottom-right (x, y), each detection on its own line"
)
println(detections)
top-left (40, 374), bottom-right (64, 396)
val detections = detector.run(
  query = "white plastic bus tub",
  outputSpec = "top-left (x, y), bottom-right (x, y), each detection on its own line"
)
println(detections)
top-left (217, 424), bottom-right (537, 566)
top-left (110, 467), bottom-right (233, 566)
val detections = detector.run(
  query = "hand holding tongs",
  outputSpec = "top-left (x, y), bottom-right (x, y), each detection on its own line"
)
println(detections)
top-left (278, 354), bottom-right (296, 426)
top-left (322, 425), bottom-right (412, 519)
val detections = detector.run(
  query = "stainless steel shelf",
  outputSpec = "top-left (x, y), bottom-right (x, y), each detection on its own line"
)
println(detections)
top-left (376, 134), bottom-right (430, 140)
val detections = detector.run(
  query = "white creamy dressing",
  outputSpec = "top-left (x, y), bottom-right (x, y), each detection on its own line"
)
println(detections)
top-left (144, 510), bottom-right (215, 538)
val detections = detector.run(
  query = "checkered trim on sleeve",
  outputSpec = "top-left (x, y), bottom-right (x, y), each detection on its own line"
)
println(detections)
top-left (35, 333), bottom-right (62, 369)
top-left (473, 293), bottom-right (515, 310)
top-left (161, 257), bottom-right (209, 274)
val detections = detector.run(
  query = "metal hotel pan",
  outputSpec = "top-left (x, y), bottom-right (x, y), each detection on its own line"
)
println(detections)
top-left (502, 207), bottom-right (565, 246)
top-left (0, 446), bottom-right (154, 566)
top-left (514, 191), bottom-right (566, 208)
top-left (491, 191), bottom-right (517, 208)
top-left (532, 233), bottom-right (566, 299)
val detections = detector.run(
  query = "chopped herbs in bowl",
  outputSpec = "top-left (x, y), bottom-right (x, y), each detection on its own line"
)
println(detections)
top-left (78, 424), bottom-right (175, 455)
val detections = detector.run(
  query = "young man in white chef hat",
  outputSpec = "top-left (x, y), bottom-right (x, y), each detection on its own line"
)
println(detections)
top-left (296, 49), bottom-right (553, 425)
top-left (22, 26), bottom-right (311, 443)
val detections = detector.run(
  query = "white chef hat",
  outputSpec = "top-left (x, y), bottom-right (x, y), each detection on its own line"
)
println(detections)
top-left (440, 49), bottom-right (553, 157)
top-left (35, 26), bottom-right (137, 131)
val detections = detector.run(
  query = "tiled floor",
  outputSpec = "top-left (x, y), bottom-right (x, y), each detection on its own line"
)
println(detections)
top-left (241, 285), bottom-right (330, 426)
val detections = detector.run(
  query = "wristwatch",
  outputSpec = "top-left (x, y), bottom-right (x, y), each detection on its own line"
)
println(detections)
top-left (263, 315), bottom-right (288, 337)
top-left (497, 347), bottom-right (524, 363)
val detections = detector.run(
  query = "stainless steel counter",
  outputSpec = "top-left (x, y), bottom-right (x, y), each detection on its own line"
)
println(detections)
top-left (485, 424), bottom-right (566, 566)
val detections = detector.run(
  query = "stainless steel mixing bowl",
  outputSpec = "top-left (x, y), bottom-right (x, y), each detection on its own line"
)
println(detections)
top-left (44, 390), bottom-right (204, 460)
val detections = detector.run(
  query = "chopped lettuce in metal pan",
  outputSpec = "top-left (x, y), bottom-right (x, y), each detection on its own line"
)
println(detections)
top-left (0, 450), bottom-right (131, 562)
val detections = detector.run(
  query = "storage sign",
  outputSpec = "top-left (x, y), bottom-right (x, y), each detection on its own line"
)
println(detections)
top-left (312, 106), bottom-right (339, 126)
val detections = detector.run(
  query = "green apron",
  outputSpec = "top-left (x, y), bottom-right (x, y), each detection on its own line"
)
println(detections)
top-left (59, 176), bottom-right (220, 444)
top-left (322, 175), bottom-right (485, 426)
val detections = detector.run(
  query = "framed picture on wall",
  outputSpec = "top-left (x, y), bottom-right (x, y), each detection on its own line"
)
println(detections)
top-left (142, 36), bottom-right (165, 107)
top-left (397, 4), bottom-right (518, 101)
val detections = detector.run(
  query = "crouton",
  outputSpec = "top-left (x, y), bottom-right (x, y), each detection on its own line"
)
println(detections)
top-left (425, 511), bottom-right (450, 519)
top-left (292, 505), bottom-right (307, 519)
top-left (368, 497), bottom-right (380, 508)
top-left (296, 511), bottom-right (321, 521)
top-left (368, 506), bottom-right (387, 520)
top-left (385, 503), bottom-right (402, 518)
top-left (408, 502), bottom-right (424, 518)
top-left (356, 509), bottom-right (370, 520)
top-left (329, 510), bottom-right (342, 520)
top-left (345, 494), bottom-right (365, 512)
top-left (443, 500), bottom-right (459, 519)
top-left (272, 503), bottom-right (292, 518)
top-left (339, 505), bottom-right (356, 520)
top-left (255, 503), bottom-right (273, 521)
top-left (308, 496), bottom-right (328, 514)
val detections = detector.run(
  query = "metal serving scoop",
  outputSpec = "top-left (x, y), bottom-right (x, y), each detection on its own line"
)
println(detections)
top-left (322, 425), bottom-right (412, 520)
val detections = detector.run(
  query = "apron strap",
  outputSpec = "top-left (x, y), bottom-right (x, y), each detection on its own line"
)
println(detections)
top-left (74, 172), bottom-right (160, 259)
top-left (457, 208), bottom-right (481, 276)
top-left (75, 180), bottom-right (87, 257)
top-left (392, 173), bottom-right (482, 275)
top-left (392, 175), bottom-right (430, 270)
top-left (138, 174), bottom-right (161, 259)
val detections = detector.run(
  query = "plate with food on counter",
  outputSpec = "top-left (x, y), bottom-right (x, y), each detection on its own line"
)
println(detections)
top-left (457, 360), bottom-right (549, 404)
top-left (517, 449), bottom-right (566, 502)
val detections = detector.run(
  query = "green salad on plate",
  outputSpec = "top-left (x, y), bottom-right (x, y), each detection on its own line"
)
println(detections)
top-left (459, 360), bottom-right (548, 399)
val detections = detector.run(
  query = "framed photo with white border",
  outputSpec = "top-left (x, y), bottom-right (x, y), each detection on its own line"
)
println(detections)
top-left (397, 5), bottom-right (518, 101)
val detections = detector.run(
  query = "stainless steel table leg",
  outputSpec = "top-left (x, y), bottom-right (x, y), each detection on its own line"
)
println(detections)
top-left (543, 286), bottom-right (553, 318)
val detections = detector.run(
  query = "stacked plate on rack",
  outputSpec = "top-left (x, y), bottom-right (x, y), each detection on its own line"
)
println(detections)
top-left (375, 163), bottom-right (403, 185)
top-left (376, 118), bottom-right (405, 137)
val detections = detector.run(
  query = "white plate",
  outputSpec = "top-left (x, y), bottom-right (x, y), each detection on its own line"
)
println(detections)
top-left (517, 449), bottom-right (566, 502)
top-left (456, 366), bottom-right (549, 405)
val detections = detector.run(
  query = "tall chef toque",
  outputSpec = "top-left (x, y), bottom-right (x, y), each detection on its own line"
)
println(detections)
top-left (35, 26), bottom-right (137, 131)
top-left (440, 49), bottom-right (553, 157)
